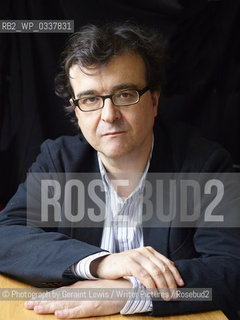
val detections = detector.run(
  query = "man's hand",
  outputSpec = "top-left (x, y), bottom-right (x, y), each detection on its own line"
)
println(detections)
top-left (24, 278), bottom-right (131, 319)
top-left (91, 246), bottom-right (184, 290)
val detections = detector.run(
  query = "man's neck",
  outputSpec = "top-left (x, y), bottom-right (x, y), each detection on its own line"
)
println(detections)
top-left (98, 137), bottom-right (153, 197)
top-left (99, 139), bottom-right (152, 174)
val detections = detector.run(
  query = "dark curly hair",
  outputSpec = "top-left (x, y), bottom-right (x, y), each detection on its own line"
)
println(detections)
top-left (55, 22), bottom-right (165, 128)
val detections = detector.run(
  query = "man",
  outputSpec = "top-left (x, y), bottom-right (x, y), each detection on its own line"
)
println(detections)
top-left (0, 23), bottom-right (239, 319)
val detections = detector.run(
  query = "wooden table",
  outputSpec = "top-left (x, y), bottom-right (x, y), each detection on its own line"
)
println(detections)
top-left (0, 274), bottom-right (228, 320)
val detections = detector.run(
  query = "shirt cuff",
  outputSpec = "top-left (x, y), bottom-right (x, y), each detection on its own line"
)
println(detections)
top-left (72, 251), bottom-right (110, 279)
top-left (120, 276), bottom-right (153, 314)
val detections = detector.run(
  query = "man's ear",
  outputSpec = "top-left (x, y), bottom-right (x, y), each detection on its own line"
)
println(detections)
top-left (151, 89), bottom-right (161, 116)
top-left (69, 98), bottom-right (77, 115)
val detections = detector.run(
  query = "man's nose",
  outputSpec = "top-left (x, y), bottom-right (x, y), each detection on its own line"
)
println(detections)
top-left (100, 97), bottom-right (121, 123)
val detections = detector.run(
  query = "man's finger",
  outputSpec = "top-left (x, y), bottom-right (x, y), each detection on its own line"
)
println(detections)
top-left (148, 255), bottom-right (180, 288)
top-left (128, 260), bottom-right (157, 288)
top-left (137, 259), bottom-right (170, 289)
top-left (145, 247), bottom-right (184, 286)
top-left (24, 299), bottom-right (42, 309)
top-left (125, 251), bottom-right (179, 290)
top-left (33, 302), bottom-right (61, 314)
top-left (55, 306), bottom-right (94, 319)
top-left (55, 301), bottom-right (118, 319)
top-left (33, 301), bottom-right (78, 314)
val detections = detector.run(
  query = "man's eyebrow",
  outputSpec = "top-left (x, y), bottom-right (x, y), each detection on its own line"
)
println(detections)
top-left (76, 83), bottom-right (140, 98)
top-left (76, 90), bottom-right (98, 98)
top-left (111, 83), bottom-right (139, 91)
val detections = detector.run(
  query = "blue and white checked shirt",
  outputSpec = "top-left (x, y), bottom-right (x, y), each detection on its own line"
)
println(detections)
top-left (73, 148), bottom-right (153, 314)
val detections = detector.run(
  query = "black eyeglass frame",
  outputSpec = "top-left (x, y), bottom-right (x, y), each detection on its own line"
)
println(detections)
top-left (71, 86), bottom-right (151, 112)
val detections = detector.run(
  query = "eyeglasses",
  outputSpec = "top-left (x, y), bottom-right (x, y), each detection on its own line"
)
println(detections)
top-left (71, 86), bottom-right (150, 112)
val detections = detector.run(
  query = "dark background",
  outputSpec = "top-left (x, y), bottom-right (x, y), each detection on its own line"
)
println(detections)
top-left (0, 0), bottom-right (240, 207)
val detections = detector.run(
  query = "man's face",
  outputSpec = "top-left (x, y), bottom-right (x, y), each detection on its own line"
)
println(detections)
top-left (69, 52), bottom-right (160, 163)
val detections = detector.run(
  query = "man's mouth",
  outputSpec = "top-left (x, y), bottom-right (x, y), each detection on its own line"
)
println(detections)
top-left (103, 131), bottom-right (125, 136)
